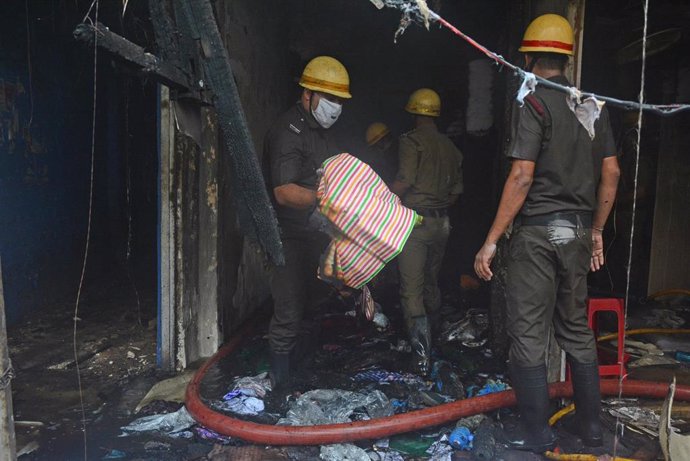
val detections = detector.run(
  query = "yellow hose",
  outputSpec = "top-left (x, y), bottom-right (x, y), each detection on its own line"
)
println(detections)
top-left (548, 403), bottom-right (575, 426)
top-left (648, 288), bottom-right (690, 299)
top-left (597, 328), bottom-right (690, 343)
top-left (544, 452), bottom-right (639, 461)
top-left (547, 408), bottom-right (641, 460)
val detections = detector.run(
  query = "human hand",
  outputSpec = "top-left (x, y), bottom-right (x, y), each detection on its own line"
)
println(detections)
top-left (590, 229), bottom-right (604, 271)
top-left (474, 242), bottom-right (497, 281)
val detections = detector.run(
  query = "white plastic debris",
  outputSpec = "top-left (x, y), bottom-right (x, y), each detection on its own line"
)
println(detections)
top-left (320, 443), bottom-right (370, 461)
top-left (278, 389), bottom-right (393, 426)
top-left (121, 406), bottom-right (196, 436)
top-left (516, 72), bottom-right (537, 105)
top-left (565, 87), bottom-right (605, 139)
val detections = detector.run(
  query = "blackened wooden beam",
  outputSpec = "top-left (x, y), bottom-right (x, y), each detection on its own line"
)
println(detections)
top-left (73, 22), bottom-right (193, 92)
top-left (175, 0), bottom-right (284, 265)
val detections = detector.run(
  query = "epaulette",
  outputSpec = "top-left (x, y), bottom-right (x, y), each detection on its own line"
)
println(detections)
top-left (524, 94), bottom-right (545, 117)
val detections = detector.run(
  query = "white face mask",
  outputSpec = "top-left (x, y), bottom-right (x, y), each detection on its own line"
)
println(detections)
top-left (312, 96), bottom-right (342, 129)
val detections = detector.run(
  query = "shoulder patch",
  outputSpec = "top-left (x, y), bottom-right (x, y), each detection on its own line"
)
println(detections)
top-left (524, 95), bottom-right (545, 117)
top-left (288, 123), bottom-right (301, 135)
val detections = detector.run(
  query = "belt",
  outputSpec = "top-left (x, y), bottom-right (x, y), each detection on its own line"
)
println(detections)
top-left (515, 211), bottom-right (592, 227)
top-left (414, 207), bottom-right (448, 218)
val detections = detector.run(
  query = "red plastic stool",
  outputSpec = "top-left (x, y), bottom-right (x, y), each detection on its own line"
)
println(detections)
top-left (588, 297), bottom-right (626, 379)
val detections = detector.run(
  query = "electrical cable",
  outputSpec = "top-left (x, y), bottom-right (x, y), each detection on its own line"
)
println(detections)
top-left (615, 0), bottom-right (649, 458)
top-left (24, 0), bottom-right (34, 132)
top-left (73, 1), bottom-right (100, 459)
top-left (373, 0), bottom-right (690, 116)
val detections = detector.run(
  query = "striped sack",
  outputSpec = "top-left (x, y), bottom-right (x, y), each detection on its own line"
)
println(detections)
top-left (317, 153), bottom-right (419, 289)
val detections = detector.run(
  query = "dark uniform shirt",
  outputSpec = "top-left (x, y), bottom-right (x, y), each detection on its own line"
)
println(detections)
top-left (509, 75), bottom-right (616, 216)
top-left (264, 103), bottom-right (339, 236)
top-left (396, 124), bottom-right (464, 210)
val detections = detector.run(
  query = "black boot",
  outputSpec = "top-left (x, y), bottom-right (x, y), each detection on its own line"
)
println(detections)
top-left (503, 363), bottom-right (557, 452)
top-left (409, 316), bottom-right (432, 377)
top-left (569, 359), bottom-right (603, 447)
top-left (269, 351), bottom-right (290, 388)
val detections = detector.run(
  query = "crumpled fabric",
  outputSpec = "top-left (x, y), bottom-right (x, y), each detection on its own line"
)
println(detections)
top-left (565, 87), bottom-right (605, 139)
top-left (216, 389), bottom-right (264, 415)
top-left (320, 443), bottom-right (370, 461)
top-left (516, 72), bottom-right (537, 105)
top-left (317, 154), bottom-right (418, 289)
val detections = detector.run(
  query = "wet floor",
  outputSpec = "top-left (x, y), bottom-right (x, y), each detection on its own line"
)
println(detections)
top-left (9, 274), bottom-right (690, 460)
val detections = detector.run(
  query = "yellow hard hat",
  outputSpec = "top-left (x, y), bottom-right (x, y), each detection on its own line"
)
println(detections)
top-left (299, 56), bottom-right (352, 99)
top-left (405, 88), bottom-right (441, 117)
top-left (366, 122), bottom-right (390, 146)
top-left (519, 14), bottom-right (574, 56)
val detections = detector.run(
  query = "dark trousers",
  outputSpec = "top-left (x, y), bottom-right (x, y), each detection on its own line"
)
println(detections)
top-left (268, 234), bottom-right (328, 353)
top-left (506, 223), bottom-right (597, 367)
top-left (398, 216), bottom-right (451, 329)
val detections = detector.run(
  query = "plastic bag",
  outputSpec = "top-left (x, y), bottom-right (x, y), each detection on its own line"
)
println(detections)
top-left (230, 372), bottom-right (272, 398)
top-left (121, 406), bottom-right (196, 435)
top-left (320, 443), bottom-right (370, 461)
top-left (440, 309), bottom-right (489, 347)
top-left (449, 426), bottom-right (473, 450)
top-left (278, 389), bottom-right (393, 426)
top-left (426, 434), bottom-right (453, 461)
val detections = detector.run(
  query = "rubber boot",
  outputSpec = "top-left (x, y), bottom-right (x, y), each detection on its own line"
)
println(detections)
top-left (569, 360), bottom-right (603, 447)
top-left (269, 351), bottom-right (290, 388)
top-left (503, 363), bottom-right (557, 452)
top-left (409, 316), bottom-right (432, 377)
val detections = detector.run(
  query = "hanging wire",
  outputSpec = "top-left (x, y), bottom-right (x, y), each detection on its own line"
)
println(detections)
top-left (73, 1), bottom-right (100, 459)
top-left (372, 0), bottom-right (690, 116)
top-left (614, 0), bottom-right (650, 457)
top-left (24, 0), bottom-right (34, 132)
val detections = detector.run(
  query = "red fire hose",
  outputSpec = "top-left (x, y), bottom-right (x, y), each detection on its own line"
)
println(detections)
top-left (185, 321), bottom-right (690, 445)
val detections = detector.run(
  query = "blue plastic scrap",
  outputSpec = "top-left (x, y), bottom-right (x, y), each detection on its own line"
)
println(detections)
top-left (102, 450), bottom-right (127, 459)
top-left (352, 369), bottom-right (427, 386)
top-left (449, 426), bottom-right (474, 450)
top-left (466, 379), bottom-right (508, 398)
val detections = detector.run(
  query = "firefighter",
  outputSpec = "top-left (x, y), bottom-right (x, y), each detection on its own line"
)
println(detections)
top-left (474, 14), bottom-right (620, 452)
top-left (391, 88), bottom-right (464, 376)
top-left (263, 56), bottom-right (351, 386)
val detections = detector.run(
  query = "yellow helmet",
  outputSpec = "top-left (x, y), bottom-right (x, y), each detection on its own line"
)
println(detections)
top-left (519, 14), bottom-right (574, 56)
top-left (299, 56), bottom-right (352, 99)
top-left (365, 122), bottom-right (390, 146)
top-left (405, 88), bottom-right (441, 117)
